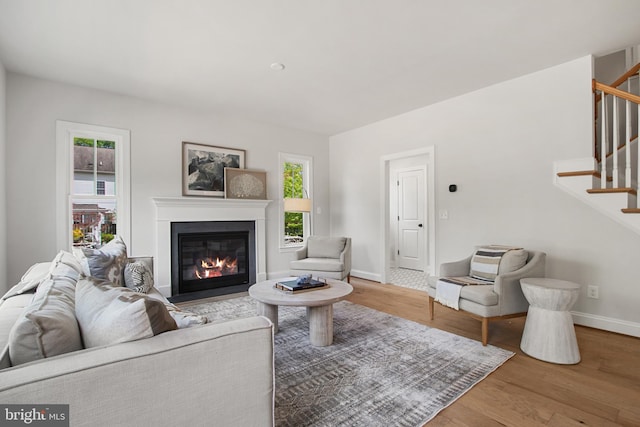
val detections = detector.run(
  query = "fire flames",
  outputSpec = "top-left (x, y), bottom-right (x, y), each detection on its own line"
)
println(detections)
top-left (194, 256), bottom-right (238, 279)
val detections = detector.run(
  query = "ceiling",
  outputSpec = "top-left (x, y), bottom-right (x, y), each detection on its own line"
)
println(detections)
top-left (1, 1), bottom-right (640, 136)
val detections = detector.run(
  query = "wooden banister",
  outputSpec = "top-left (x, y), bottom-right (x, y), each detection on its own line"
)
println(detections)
top-left (593, 81), bottom-right (640, 105)
top-left (609, 62), bottom-right (640, 89)
top-left (593, 62), bottom-right (640, 104)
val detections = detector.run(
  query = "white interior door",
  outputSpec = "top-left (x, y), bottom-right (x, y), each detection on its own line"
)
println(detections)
top-left (397, 168), bottom-right (425, 271)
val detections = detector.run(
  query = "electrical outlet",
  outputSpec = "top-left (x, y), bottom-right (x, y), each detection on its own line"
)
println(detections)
top-left (587, 285), bottom-right (599, 299)
top-left (439, 210), bottom-right (449, 220)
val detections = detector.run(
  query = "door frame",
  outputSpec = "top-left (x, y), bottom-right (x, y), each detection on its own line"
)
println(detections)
top-left (379, 146), bottom-right (436, 284)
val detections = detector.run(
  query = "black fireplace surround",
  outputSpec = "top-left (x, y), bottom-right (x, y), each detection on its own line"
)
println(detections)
top-left (170, 220), bottom-right (256, 302)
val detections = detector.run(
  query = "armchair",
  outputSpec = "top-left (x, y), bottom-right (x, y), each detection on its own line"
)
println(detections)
top-left (427, 247), bottom-right (546, 345)
top-left (289, 236), bottom-right (352, 283)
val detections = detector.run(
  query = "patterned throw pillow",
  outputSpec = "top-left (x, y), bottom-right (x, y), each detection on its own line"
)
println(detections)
top-left (142, 289), bottom-right (209, 328)
top-left (124, 261), bottom-right (154, 294)
top-left (470, 246), bottom-right (527, 282)
top-left (81, 236), bottom-right (128, 286)
top-left (75, 277), bottom-right (177, 348)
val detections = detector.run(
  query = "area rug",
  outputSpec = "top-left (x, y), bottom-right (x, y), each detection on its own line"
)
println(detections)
top-left (179, 296), bottom-right (514, 426)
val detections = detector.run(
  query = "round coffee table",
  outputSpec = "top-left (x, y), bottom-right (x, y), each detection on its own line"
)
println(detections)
top-left (248, 278), bottom-right (353, 346)
top-left (520, 277), bottom-right (582, 364)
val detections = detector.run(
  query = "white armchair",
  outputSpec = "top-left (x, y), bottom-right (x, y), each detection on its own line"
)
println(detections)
top-left (289, 236), bottom-right (352, 282)
top-left (427, 247), bottom-right (546, 345)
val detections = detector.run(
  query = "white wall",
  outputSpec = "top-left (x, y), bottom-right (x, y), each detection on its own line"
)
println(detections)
top-left (5, 73), bottom-right (329, 290)
top-left (0, 60), bottom-right (6, 289)
top-left (329, 56), bottom-right (640, 335)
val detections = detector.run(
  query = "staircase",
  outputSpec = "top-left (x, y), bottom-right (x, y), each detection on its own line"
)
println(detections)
top-left (555, 63), bottom-right (640, 233)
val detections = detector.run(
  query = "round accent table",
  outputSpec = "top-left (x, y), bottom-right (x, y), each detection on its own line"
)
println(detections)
top-left (248, 278), bottom-right (353, 346)
top-left (520, 278), bottom-right (582, 364)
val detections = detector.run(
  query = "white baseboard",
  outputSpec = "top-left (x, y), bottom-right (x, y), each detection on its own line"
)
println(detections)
top-left (350, 269), bottom-right (381, 283)
top-left (572, 311), bottom-right (640, 338)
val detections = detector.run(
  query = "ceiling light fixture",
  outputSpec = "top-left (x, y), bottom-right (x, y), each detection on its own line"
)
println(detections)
top-left (270, 63), bottom-right (285, 71)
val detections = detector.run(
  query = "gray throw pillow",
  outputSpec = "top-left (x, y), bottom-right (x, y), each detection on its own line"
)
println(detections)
top-left (8, 261), bottom-right (83, 366)
top-left (307, 237), bottom-right (347, 258)
top-left (81, 236), bottom-right (128, 286)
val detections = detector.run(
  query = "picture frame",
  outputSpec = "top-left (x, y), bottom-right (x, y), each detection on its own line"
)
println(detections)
top-left (182, 142), bottom-right (246, 197)
top-left (224, 168), bottom-right (267, 200)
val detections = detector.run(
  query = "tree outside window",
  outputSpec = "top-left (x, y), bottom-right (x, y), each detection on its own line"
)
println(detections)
top-left (280, 153), bottom-right (312, 248)
top-left (284, 162), bottom-right (304, 244)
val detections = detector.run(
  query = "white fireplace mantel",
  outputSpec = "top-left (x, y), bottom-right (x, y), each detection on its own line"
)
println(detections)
top-left (152, 197), bottom-right (272, 297)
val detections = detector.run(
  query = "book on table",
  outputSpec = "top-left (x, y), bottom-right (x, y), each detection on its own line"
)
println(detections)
top-left (275, 277), bottom-right (328, 292)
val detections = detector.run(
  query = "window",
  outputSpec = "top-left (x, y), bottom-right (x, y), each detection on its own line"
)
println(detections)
top-left (279, 153), bottom-right (312, 249)
top-left (56, 121), bottom-right (130, 250)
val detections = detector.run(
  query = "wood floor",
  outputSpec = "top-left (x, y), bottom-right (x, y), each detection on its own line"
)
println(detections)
top-left (345, 277), bottom-right (640, 427)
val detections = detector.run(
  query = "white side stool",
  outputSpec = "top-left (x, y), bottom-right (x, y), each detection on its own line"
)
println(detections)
top-left (520, 278), bottom-right (582, 364)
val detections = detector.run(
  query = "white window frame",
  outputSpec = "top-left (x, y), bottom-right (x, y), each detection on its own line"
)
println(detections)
top-left (56, 121), bottom-right (131, 251)
top-left (279, 152), bottom-right (313, 251)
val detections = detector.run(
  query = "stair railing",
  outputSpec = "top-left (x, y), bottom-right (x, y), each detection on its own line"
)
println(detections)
top-left (592, 65), bottom-right (640, 191)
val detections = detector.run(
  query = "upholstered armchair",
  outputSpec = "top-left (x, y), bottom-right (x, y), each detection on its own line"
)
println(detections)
top-left (289, 236), bottom-right (352, 283)
top-left (427, 247), bottom-right (546, 346)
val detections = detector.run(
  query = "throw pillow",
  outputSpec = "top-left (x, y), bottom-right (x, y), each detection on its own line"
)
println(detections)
top-left (307, 237), bottom-right (347, 259)
top-left (49, 250), bottom-right (86, 280)
top-left (143, 291), bottom-right (209, 328)
top-left (470, 246), bottom-right (527, 282)
top-left (81, 236), bottom-right (128, 286)
top-left (124, 261), bottom-right (154, 294)
top-left (8, 272), bottom-right (83, 366)
top-left (1, 262), bottom-right (51, 300)
top-left (75, 277), bottom-right (177, 348)
top-left (498, 249), bottom-right (528, 274)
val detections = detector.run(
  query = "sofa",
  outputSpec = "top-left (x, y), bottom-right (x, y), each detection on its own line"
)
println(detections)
top-left (0, 238), bottom-right (274, 427)
top-left (289, 236), bottom-right (352, 282)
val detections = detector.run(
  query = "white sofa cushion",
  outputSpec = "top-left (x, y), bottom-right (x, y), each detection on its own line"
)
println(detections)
top-left (1, 262), bottom-right (51, 300)
top-left (8, 257), bottom-right (83, 366)
top-left (75, 277), bottom-right (177, 348)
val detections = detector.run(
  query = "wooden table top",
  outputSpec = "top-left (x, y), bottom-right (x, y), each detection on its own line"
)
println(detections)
top-left (249, 277), bottom-right (353, 307)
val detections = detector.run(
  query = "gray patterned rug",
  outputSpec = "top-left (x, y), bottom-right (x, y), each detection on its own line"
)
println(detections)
top-left (179, 295), bottom-right (514, 426)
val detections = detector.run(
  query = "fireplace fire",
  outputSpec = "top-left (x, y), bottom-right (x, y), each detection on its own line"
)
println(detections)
top-left (170, 221), bottom-right (256, 301)
top-left (194, 256), bottom-right (238, 279)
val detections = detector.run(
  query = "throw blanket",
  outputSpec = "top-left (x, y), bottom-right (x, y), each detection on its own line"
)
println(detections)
top-left (435, 276), bottom-right (492, 310)
top-left (436, 245), bottom-right (522, 310)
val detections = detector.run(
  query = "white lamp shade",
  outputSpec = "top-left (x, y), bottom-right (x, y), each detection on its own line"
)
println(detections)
top-left (284, 198), bottom-right (312, 213)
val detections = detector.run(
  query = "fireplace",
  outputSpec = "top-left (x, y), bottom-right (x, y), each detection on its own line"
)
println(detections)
top-left (170, 221), bottom-right (256, 301)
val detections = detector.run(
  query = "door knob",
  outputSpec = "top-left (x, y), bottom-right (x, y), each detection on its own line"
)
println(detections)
top-left (418, 224), bottom-right (423, 228)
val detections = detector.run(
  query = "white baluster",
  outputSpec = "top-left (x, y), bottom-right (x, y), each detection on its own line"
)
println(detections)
top-left (612, 96), bottom-right (619, 188)
top-left (637, 98), bottom-right (640, 195)
top-left (601, 93), bottom-right (608, 189)
top-left (625, 99), bottom-right (632, 188)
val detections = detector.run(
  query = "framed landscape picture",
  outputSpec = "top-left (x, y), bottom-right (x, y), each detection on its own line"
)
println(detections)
top-left (182, 142), bottom-right (246, 197)
top-left (224, 168), bottom-right (267, 199)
